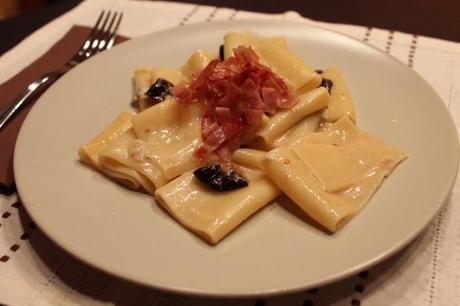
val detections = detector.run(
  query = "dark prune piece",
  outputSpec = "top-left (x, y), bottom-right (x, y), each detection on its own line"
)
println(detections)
top-left (220, 169), bottom-right (248, 191)
top-left (219, 44), bottom-right (225, 61)
top-left (209, 175), bottom-right (225, 191)
top-left (194, 163), bottom-right (221, 182)
top-left (315, 69), bottom-right (323, 74)
top-left (145, 78), bottom-right (174, 103)
top-left (193, 163), bottom-right (248, 192)
top-left (319, 78), bottom-right (333, 94)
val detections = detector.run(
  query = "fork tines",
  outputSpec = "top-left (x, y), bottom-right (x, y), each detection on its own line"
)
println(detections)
top-left (77, 11), bottom-right (123, 61)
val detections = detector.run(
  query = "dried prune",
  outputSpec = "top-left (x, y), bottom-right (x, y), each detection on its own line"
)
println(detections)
top-left (320, 78), bottom-right (333, 94)
top-left (193, 163), bottom-right (248, 192)
top-left (145, 78), bottom-right (174, 103)
top-left (194, 163), bottom-right (221, 182)
top-left (219, 169), bottom-right (248, 191)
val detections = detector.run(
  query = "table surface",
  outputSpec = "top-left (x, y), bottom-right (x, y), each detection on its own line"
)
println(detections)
top-left (1, 0), bottom-right (460, 56)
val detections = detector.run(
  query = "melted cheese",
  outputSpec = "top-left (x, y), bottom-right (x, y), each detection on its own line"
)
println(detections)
top-left (263, 117), bottom-right (407, 232)
top-left (155, 166), bottom-right (281, 244)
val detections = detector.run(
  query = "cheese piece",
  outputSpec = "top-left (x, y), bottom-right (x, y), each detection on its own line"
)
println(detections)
top-left (131, 97), bottom-right (204, 181)
top-left (254, 87), bottom-right (330, 148)
top-left (263, 117), bottom-right (407, 232)
top-left (79, 111), bottom-right (134, 168)
top-left (155, 166), bottom-right (281, 244)
top-left (321, 67), bottom-right (356, 122)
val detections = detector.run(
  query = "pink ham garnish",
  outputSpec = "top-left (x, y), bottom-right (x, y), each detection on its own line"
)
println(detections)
top-left (174, 46), bottom-right (297, 160)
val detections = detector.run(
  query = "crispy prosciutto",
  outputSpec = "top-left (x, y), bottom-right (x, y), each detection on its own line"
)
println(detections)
top-left (173, 46), bottom-right (297, 160)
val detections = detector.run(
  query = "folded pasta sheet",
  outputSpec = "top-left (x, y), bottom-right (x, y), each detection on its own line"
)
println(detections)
top-left (131, 97), bottom-right (204, 181)
top-left (79, 112), bottom-right (150, 190)
top-left (254, 87), bottom-right (330, 149)
top-left (224, 32), bottom-right (322, 92)
top-left (79, 111), bottom-right (134, 168)
top-left (272, 113), bottom-right (321, 148)
top-left (155, 165), bottom-right (281, 244)
top-left (99, 130), bottom-right (167, 194)
top-left (231, 148), bottom-right (266, 170)
top-left (263, 117), bottom-right (407, 232)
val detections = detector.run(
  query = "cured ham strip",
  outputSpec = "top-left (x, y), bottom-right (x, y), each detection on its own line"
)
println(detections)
top-left (174, 46), bottom-right (297, 160)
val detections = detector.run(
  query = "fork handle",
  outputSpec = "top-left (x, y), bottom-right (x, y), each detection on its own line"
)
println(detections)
top-left (0, 71), bottom-right (63, 131)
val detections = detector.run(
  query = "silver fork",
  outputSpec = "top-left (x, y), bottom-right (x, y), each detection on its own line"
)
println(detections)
top-left (0, 11), bottom-right (123, 131)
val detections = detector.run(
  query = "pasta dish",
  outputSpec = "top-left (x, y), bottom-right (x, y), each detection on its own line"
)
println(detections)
top-left (79, 32), bottom-right (407, 244)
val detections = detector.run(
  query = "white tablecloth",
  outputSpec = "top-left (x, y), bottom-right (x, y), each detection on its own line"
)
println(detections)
top-left (1, 0), bottom-right (459, 305)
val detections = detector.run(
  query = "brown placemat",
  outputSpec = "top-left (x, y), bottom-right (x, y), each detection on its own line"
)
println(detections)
top-left (0, 26), bottom-right (128, 191)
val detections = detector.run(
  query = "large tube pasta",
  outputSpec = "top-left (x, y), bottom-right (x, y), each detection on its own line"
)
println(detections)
top-left (223, 32), bottom-right (322, 92)
top-left (78, 112), bottom-right (153, 191)
top-left (231, 148), bottom-right (266, 170)
top-left (253, 87), bottom-right (330, 148)
top-left (321, 67), bottom-right (356, 122)
top-left (272, 112), bottom-right (321, 148)
top-left (264, 147), bottom-right (353, 232)
top-left (131, 97), bottom-right (203, 181)
top-left (155, 166), bottom-right (281, 244)
top-left (150, 68), bottom-right (183, 85)
top-left (79, 111), bottom-right (134, 169)
top-left (263, 117), bottom-right (407, 232)
top-left (99, 130), bottom-right (168, 194)
top-left (180, 49), bottom-right (215, 79)
top-left (99, 165), bottom-right (148, 191)
top-left (98, 157), bottom-right (153, 192)
top-left (224, 33), bottom-right (288, 56)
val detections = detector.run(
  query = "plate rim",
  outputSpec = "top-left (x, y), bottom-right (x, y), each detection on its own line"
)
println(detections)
top-left (14, 18), bottom-right (460, 297)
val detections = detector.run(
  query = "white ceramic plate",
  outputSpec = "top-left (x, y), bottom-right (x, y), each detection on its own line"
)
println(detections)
top-left (14, 20), bottom-right (459, 297)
